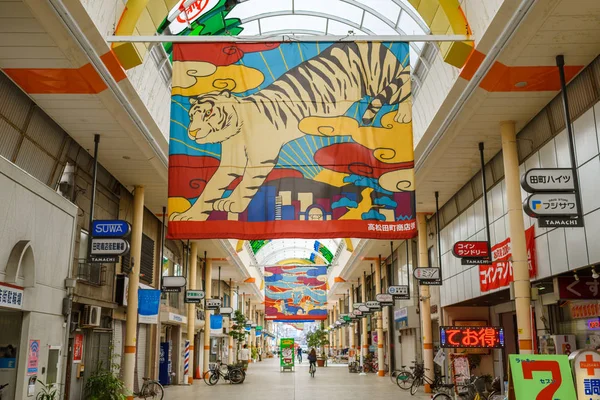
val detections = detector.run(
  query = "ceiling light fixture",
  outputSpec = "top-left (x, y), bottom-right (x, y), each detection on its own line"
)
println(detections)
top-left (574, 271), bottom-right (579, 281)
top-left (593, 268), bottom-right (599, 280)
top-left (515, 81), bottom-right (528, 88)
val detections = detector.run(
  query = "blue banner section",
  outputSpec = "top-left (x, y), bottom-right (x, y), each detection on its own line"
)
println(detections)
top-left (210, 314), bottom-right (223, 330)
top-left (138, 289), bottom-right (161, 324)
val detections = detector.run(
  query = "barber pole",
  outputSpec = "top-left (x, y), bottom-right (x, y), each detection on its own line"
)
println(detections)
top-left (184, 340), bottom-right (190, 384)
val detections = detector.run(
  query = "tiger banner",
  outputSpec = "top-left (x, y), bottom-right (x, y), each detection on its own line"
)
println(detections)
top-left (168, 41), bottom-right (416, 239)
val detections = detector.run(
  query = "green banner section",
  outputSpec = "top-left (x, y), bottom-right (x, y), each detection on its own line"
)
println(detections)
top-left (509, 354), bottom-right (576, 400)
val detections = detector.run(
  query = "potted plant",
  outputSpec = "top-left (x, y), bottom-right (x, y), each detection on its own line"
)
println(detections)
top-left (307, 325), bottom-right (330, 367)
top-left (85, 348), bottom-right (127, 400)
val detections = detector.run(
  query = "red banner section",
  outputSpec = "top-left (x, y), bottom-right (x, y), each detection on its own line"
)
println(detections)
top-left (479, 226), bottom-right (537, 292)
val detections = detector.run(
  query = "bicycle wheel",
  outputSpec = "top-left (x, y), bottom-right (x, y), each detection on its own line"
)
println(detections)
top-left (396, 371), bottom-right (414, 390)
top-left (143, 381), bottom-right (164, 400)
top-left (229, 369), bottom-right (244, 384)
top-left (204, 371), bottom-right (219, 386)
top-left (432, 394), bottom-right (452, 400)
top-left (410, 377), bottom-right (422, 395)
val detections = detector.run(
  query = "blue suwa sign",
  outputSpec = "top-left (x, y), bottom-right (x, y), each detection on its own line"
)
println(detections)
top-left (92, 220), bottom-right (131, 237)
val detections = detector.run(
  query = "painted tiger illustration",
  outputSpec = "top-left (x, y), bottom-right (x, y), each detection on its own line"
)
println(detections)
top-left (171, 42), bottom-right (411, 222)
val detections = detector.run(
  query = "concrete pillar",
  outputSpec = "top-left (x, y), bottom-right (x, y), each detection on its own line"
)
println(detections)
top-left (228, 283), bottom-right (235, 364)
top-left (349, 288), bottom-right (355, 356)
top-left (203, 259), bottom-right (213, 375)
top-left (339, 299), bottom-right (345, 350)
top-left (123, 186), bottom-right (144, 399)
top-left (333, 304), bottom-right (339, 352)
top-left (375, 259), bottom-right (385, 376)
top-left (361, 275), bottom-right (368, 357)
top-left (186, 242), bottom-right (198, 384)
top-left (501, 120), bottom-right (533, 354)
top-left (418, 213), bottom-right (434, 392)
top-left (251, 305), bottom-right (256, 349)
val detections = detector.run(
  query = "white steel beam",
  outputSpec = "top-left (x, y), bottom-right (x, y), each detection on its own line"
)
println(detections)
top-left (106, 34), bottom-right (472, 43)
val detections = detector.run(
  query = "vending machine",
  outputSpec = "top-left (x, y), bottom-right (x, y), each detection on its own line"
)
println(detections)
top-left (159, 341), bottom-right (172, 385)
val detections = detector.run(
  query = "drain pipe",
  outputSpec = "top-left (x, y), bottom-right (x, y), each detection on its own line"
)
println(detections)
top-left (46, 0), bottom-right (168, 169)
top-left (415, 0), bottom-right (537, 172)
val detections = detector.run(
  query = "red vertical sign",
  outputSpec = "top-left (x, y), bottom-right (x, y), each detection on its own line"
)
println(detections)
top-left (479, 226), bottom-right (537, 292)
top-left (73, 334), bottom-right (83, 363)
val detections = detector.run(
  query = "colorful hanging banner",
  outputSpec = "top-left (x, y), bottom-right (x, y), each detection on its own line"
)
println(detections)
top-left (479, 225), bottom-right (537, 292)
top-left (264, 266), bottom-right (328, 321)
top-left (167, 41), bottom-right (416, 240)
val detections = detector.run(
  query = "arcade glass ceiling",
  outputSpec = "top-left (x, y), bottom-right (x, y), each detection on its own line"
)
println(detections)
top-left (112, 0), bottom-right (472, 266)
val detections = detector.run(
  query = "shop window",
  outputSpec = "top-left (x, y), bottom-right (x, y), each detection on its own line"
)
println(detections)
top-left (79, 229), bottom-right (89, 259)
top-left (46, 348), bottom-right (60, 385)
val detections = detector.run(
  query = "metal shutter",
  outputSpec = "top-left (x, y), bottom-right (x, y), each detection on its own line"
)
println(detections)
top-left (113, 321), bottom-right (123, 365)
top-left (122, 234), bottom-right (154, 284)
top-left (135, 325), bottom-right (148, 392)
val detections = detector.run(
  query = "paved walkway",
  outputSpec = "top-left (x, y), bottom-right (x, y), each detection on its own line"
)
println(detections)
top-left (164, 358), bottom-right (432, 399)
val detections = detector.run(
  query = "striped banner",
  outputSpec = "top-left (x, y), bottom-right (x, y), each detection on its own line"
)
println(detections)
top-left (184, 340), bottom-right (190, 377)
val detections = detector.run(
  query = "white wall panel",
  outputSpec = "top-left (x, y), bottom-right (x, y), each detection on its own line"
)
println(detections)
top-left (538, 139), bottom-right (558, 168)
top-left (534, 234), bottom-right (551, 280)
top-left (547, 228), bottom-right (568, 275)
top-left (524, 151), bottom-right (541, 171)
top-left (493, 217), bottom-right (506, 244)
top-left (595, 103), bottom-right (600, 146)
top-left (471, 267), bottom-right (481, 299)
top-left (467, 206), bottom-right (476, 237)
top-left (585, 209), bottom-right (600, 263)
top-left (459, 213), bottom-right (468, 241)
top-left (463, 267), bottom-right (473, 301)
top-left (565, 226), bottom-right (589, 270)
top-left (474, 198), bottom-right (484, 233)
top-left (578, 156), bottom-right (600, 214)
top-left (573, 108), bottom-right (598, 166)
top-left (555, 130), bottom-right (572, 168)
top-left (491, 184), bottom-right (504, 223)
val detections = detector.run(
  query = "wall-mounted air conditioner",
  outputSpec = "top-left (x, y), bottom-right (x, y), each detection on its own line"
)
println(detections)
top-left (82, 305), bottom-right (101, 327)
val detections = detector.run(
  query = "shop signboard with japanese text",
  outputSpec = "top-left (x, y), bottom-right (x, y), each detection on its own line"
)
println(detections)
top-left (521, 168), bottom-right (583, 227)
top-left (440, 326), bottom-right (504, 349)
top-left (280, 338), bottom-right (294, 370)
top-left (509, 354), bottom-right (576, 400)
top-left (521, 169), bottom-right (575, 192)
top-left (453, 241), bottom-right (491, 265)
top-left (73, 334), bottom-right (83, 363)
top-left (569, 349), bottom-right (600, 400)
top-left (556, 277), bottom-right (600, 300)
top-left (167, 41), bottom-right (417, 240)
top-left (479, 226), bottom-right (537, 292)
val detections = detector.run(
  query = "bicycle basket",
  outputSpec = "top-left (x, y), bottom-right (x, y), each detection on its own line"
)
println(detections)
top-left (209, 363), bottom-right (218, 371)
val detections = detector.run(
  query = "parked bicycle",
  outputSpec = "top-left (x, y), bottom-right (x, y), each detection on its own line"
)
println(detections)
top-left (203, 361), bottom-right (245, 385)
top-left (134, 377), bottom-right (164, 399)
top-left (395, 360), bottom-right (421, 390)
top-left (409, 365), bottom-right (450, 396)
top-left (433, 375), bottom-right (500, 400)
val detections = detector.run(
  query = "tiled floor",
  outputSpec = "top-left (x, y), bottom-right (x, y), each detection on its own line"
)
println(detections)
top-left (164, 358), bottom-right (432, 399)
